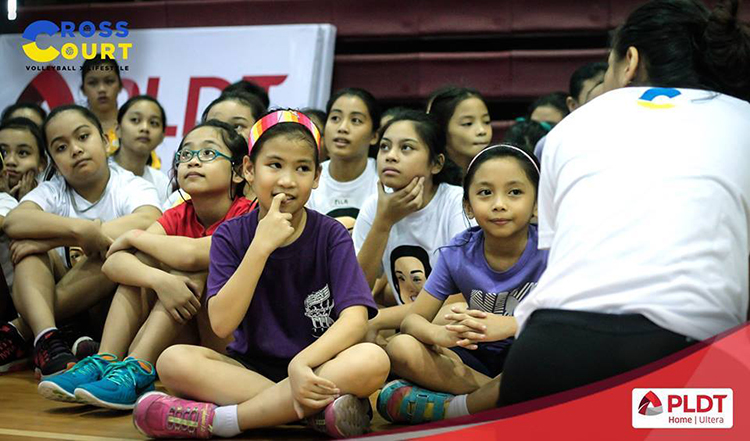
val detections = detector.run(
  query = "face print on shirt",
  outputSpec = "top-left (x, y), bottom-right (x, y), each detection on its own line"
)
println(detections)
top-left (390, 245), bottom-right (432, 304)
top-left (326, 207), bottom-right (359, 235)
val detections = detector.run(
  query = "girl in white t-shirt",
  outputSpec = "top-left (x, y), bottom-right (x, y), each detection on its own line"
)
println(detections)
top-left (308, 88), bottom-right (381, 233)
top-left (0, 117), bottom-right (49, 374)
top-left (2, 105), bottom-right (162, 380)
top-left (502, 0), bottom-right (750, 405)
top-left (37, 119), bottom-right (254, 410)
top-left (353, 110), bottom-right (469, 337)
top-left (426, 86), bottom-right (492, 172)
top-left (109, 95), bottom-right (171, 204)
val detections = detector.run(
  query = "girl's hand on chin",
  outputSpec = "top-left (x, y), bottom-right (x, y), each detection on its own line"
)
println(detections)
top-left (375, 176), bottom-right (425, 227)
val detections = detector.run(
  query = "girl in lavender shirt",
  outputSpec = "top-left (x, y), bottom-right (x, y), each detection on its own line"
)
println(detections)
top-left (132, 110), bottom-right (388, 439)
top-left (377, 145), bottom-right (547, 424)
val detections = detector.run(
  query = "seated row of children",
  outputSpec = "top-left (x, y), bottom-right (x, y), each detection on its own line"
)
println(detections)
top-left (0, 56), bottom-right (607, 439)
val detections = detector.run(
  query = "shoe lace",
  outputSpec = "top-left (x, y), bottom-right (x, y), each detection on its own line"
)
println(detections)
top-left (104, 359), bottom-right (141, 387)
top-left (38, 334), bottom-right (70, 363)
top-left (166, 404), bottom-right (207, 434)
top-left (69, 355), bottom-right (109, 378)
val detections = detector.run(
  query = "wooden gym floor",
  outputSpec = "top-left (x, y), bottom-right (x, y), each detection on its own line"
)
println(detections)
top-left (0, 370), bottom-right (399, 440)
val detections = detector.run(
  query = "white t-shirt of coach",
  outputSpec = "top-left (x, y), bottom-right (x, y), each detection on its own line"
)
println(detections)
top-left (514, 87), bottom-right (750, 341)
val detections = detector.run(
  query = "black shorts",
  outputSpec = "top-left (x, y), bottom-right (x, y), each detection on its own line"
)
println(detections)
top-left (226, 350), bottom-right (291, 383)
top-left (499, 309), bottom-right (697, 406)
top-left (448, 339), bottom-right (512, 378)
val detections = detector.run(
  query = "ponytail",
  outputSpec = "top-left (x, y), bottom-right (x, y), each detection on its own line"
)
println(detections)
top-left (699, 0), bottom-right (750, 101)
top-left (613, 0), bottom-right (750, 101)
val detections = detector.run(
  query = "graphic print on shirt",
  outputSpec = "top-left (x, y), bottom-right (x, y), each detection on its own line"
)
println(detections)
top-left (468, 282), bottom-right (537, 315)
top-left (327, 207), bottom-right (359, 234)
top-left (390, 245), bottom-right (432, 305)
top-left (304, 284), bottom-right (335, 338)
top-left (637, 87), bottom-right (681, 110)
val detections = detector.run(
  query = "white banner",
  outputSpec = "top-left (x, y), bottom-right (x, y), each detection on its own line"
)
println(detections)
top-left (0, 23), bottom-right (336, 163)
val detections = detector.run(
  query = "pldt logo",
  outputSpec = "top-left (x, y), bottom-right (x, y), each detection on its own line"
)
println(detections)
top-left (637, 391), bottom-right (663, 416)
top-left (632, 388), bottom-right (733, 429)
top-left (22, 20), bottom-right (132, 63)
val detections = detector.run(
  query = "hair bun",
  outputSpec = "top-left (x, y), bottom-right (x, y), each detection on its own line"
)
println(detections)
top-left (700, 0), bottom-right (750, 101)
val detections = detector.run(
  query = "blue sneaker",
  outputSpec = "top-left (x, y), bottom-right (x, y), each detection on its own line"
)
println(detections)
top-left (37, 354), bottom-right (118, 403)
top-left (75, 358), bottom-right (156, 410)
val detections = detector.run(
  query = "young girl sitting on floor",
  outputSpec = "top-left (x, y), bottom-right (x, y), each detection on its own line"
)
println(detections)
top-left (353, 110), bottom-right (469, 336)
top-left (37, 120), bottom-right (254, 409)
top-left (2, 105), bottom-right (162, 379)
top-left (307, 88), bottom-right (380, 233)
top-left (0, 118), bottom-right (49, 373)
top-left (109, 95), bottom-right (171, 204)
top-left (132, 110), bottom-right (389, 439)
top-left (377, 145), bottom-right (547, 423)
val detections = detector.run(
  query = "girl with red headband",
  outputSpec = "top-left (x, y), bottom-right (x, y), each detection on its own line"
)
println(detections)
top-left (132, 109), bottom-right (389, 439)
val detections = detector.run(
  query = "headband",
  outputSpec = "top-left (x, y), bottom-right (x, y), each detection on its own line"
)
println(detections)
top-left (466, 144), bottom-right (541, 177)
top-left (247, 109), bottom-right (321, 154)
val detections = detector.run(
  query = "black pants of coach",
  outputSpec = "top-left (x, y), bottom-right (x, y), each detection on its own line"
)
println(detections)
top-left (499, 309), bottom-right (697, 406)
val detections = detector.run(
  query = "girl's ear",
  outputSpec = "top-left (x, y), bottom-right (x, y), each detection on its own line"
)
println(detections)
top-left (463, 199), bottom-right (474, 219)
top-left (312, 163), bottom-right (322, 190)
top-left (36, 154), bottom-right (48, 174)
top-left (431, 153), bottom-right (445, 176)
top-left (231, 164), bottom-right (245, 185)
top-left (369, 129), bottom-right (379, 146)
top-left (242, 156), bottom-right (254, 185)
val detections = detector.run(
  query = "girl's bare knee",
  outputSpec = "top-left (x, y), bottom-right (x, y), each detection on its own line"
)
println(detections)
top-left (156, 344), bottom-right (203, 388)
top-left (337, 343), bottom-right (390, 395)
top-left (385, 334), bottom-right (422, 375)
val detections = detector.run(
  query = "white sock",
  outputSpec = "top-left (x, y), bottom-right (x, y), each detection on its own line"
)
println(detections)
top-left (33, 327), bottom-right (58, 347)
top-left (445, 394), bottom-right (469, 419)
top-left (212, 405), bottom-right (241, 438)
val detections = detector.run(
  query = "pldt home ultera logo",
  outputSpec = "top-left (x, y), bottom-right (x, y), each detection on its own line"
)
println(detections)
top-left (22, 20), bottom-right (132, 64)
top-left (632, 388), bottom-right (733, 429)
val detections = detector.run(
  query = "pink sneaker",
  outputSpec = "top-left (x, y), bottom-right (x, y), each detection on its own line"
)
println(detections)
top-left (306, 394), bottom-right (372, 438)
top-left (132, 391), bottom-right (216, 439)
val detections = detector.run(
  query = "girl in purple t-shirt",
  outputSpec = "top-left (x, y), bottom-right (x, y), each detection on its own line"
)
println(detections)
top-left (377, 145), bottom-right (547, 424)
top-left (132, 110), bottom-right (388, 439)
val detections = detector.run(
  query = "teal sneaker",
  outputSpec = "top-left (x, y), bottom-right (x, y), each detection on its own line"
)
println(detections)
top-left (37, 353), bottom-right (117, 403)
top-left (75, 358), bottom-right (156, 410)
top-left (376, 379), bottom-right (454, 424)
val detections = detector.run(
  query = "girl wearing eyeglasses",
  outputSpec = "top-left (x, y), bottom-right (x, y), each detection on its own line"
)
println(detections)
top-left (108, 95), bottom-right (171, 204)
top-left (37, 119), bottom-right (254, 410)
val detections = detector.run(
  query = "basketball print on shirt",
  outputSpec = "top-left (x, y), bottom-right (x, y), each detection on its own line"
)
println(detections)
top-left (469, 282), bottom-right (537, 315)
top-left (304, 284), bottom-right (335, 338)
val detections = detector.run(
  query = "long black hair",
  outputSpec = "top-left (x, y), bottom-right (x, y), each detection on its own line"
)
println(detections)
top-left (612, 0), bottom-right (750, 101)
top-left (379, 110), bottom-right (463, 186)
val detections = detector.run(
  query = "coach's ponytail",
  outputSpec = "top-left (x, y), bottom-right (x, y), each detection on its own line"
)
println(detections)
top-left (699, 0), bottom-right (750, 101)
top-left (613, 0), bottom-right (750, 101)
